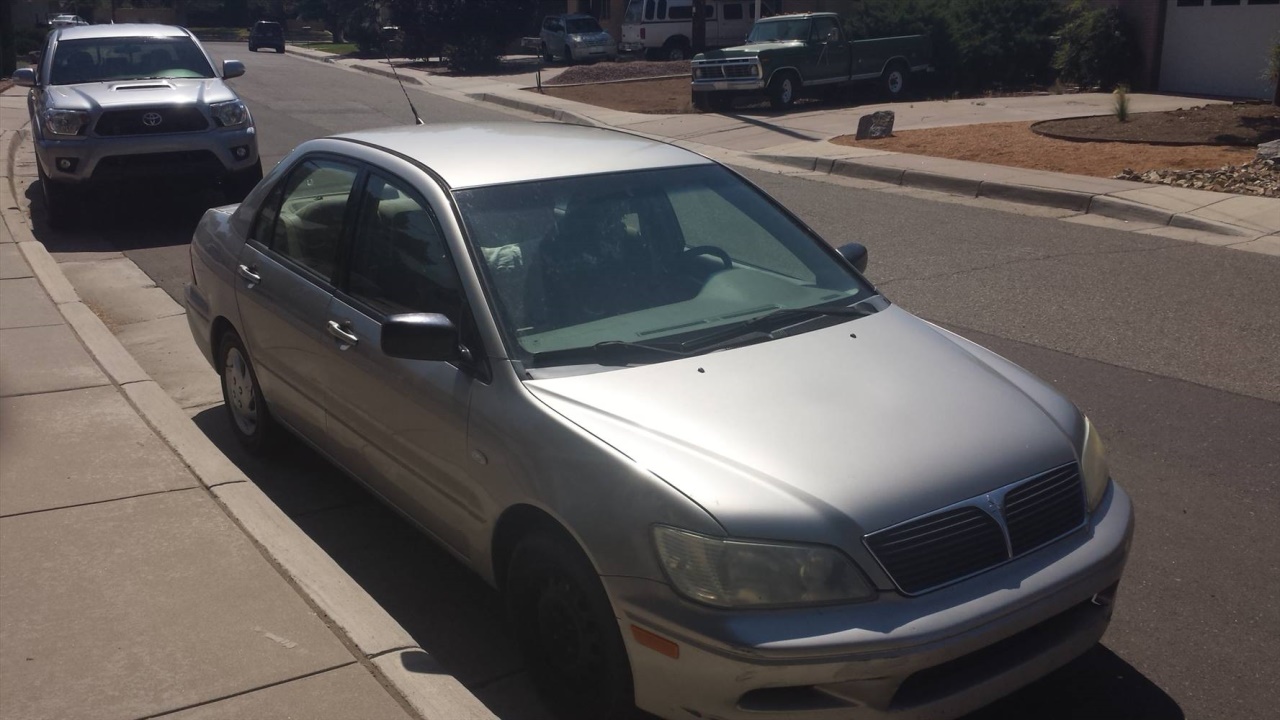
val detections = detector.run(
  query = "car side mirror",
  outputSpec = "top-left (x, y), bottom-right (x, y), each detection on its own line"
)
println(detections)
top-left (826, 29), bottom-right (840, 43)
top-left (13, 68), bottom-right (36, 87)
top-left (382, 313), bottom-right (461, 362)
top-left (838, 242), bottom-right (868, 273)
top-left (222, 60), bottom-right (246, 79)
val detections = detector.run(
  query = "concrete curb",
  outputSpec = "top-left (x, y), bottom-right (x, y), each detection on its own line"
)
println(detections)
top-left (753, 152), bottom-right (1267, 237)
top-left (467, 91), bottom-right (598, 126)
top-left (1, 125), bottom-right (496, 720)
top-left (353, 63), bottom-right (423, 85)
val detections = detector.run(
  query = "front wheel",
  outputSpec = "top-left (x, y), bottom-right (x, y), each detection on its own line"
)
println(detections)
top-left (223, 160), bottom-right (263, 204)
top-left (542, 42), bottom-right (553, 63)
top-left (768, 71), bottom-right (799, 110)
top-left (37, 161), bottom-right (79, 231)
top-left (564, 45), bottom-right (574, 65)
top-left (883, 62), bottom-right (910, 99)
top-left (219, 329), bottom-right (276, 454)
top-left (505, 532), bottom-right (635, 720)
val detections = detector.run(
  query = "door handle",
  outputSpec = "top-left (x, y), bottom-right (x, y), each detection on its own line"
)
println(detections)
top-left (326, 320), bottom-right (359, 346)
top-left (237, 264), bottom-right (261, 285)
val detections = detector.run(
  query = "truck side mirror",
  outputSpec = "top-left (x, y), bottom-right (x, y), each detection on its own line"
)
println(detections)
top-left (826, 28), bottom-right (840, 43)
top-left (13, 68), bottom-right (37, 87)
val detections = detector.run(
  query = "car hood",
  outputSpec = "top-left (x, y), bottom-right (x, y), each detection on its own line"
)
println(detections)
top-left (524, 305), bottom-right (1081, 546)
top-left (696, 41), bottom-right (806, 60)
top-left (45, 78), bottom-right (235, 112)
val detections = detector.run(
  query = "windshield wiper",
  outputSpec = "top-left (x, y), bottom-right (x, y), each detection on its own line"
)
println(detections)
top-left (527, 339), bottom-right (688, 368)
top-left (681, 301), bottom-right (879, 353)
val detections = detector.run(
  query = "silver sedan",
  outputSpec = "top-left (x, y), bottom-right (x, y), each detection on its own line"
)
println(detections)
top-left (185, 122), bottom-right (1133, 720)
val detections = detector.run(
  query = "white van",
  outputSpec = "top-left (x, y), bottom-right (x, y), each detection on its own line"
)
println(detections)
top-left (621, 0), bottom-right (776, 60)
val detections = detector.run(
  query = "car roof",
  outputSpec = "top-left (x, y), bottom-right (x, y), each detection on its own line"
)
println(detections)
top-left (333, 122), bottom-right (713, 190)
top-left (55, 23), bottom-right (191, 41)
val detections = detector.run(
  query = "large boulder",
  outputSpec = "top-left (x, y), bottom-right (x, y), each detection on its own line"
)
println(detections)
top-left (1258, 140), bottom-right (1280, 162)
top-left (856, 110), bottom-right (895, 140)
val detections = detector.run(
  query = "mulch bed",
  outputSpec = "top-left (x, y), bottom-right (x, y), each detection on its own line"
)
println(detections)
top-left (545, 60), bottom-right (690, 86)
top-left (1033, 103), bottom-right (1280, 146)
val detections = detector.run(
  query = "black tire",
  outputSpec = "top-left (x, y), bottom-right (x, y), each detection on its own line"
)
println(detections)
top-left (276, 45), bottom-right (285, 53)
top-left (248, 44), bottom-right (257, 52)
top-left (218, 329), bottom-right (276, 454)
top-left (505, 532), bottom-right (635, 720)
top-left (767, 71), bottom-right (799, 110)
top-left (223, 159), bottom-right (263, 204)
top-left (37, 161), bottom-right (78, 231)
top-left (662, 37), bottom-right (689, 61)
top-left (542, 42), bottom-right (554, 63)
top-left (708, 93), bottom-right (733, 112)
top-left (883, 61), bottom-right (910, 99)
top-left (564, 45), bottom-right (574, 65)
top-left (692, 92), bottom-right (711, 112)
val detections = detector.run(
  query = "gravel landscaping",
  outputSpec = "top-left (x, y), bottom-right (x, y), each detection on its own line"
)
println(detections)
top-left (545, 60), bottom-right (690, 86)
top-left (1033, 103), bottom-right (1280, 146)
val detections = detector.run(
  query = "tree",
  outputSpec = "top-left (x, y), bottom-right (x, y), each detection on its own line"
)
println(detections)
top-left (1053, 0), bottom-right (1137, 91)
top-left (692, 0), bottom-right (706, 53)
top-left (298, 0), bottom-right (369, 43)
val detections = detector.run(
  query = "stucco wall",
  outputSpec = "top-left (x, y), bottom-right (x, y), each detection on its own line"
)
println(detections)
top-left (1159, 0), bottom-right (1279, 99)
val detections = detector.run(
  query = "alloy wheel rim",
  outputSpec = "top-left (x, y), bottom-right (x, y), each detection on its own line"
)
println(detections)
top-left (224, 347), bottom-right (258, 436)
top-left (782, 79), bottom-right (794, 103)
top-left (889, 71), bottom-right (903, 93)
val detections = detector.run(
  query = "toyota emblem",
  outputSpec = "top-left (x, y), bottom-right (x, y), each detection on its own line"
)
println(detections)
top-left (142, 112), bottom-right (163, 127)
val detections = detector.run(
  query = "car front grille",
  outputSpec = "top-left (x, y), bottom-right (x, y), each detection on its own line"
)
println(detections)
top-left (865, 463), bottom-right (1086, 595)
top-left (694, 63), bottom-right (756, 80)
top-left (95, 106), bottom-right (209, 136)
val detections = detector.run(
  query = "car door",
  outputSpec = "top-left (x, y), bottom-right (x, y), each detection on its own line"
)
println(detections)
top-left (319, 169), bottom-right (480, 553)
top-left (234, 155), bottom-right (360, 442)
top-left (810, 16), bottom-right (851, 83)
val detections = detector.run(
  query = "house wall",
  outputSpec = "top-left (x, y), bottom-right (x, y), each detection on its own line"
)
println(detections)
top-left (1159, 0), bottom-right (1279, 99)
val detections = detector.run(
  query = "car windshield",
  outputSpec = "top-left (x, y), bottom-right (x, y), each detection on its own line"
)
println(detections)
top-left (748, 19), bottom-right (811, 43)
top-left (455, 165), bottom-right (876, 367)
top-left (566, 18), bottom-right (603, 34)
top-left (49, 36), bottom-right (215, 85)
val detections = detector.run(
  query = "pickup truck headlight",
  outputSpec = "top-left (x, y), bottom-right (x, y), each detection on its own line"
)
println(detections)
top-left (1081, 417), bottom-right (1110, 511)
top-left (210, 100), bottom-right (250, 128)
top-left (653, 526), bottom-right (875, 608)
top-left (42, 109), bottom-right (90, 136)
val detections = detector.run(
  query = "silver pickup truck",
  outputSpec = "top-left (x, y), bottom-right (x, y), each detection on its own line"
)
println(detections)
top-left (13, 23), bottom-right (261, 229)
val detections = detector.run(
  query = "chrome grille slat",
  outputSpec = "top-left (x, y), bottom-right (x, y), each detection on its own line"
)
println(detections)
top-left (865, 463), bottom-right (1085, 595)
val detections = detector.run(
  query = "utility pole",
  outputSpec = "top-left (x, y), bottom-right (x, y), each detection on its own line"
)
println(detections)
top-left (1, 0), bottom-right (15, 79)
top-left (692, 0), bottom-right (705, 53)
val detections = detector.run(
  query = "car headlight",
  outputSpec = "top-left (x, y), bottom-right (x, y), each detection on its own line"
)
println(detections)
top-left (42, 109), bottom-right (89, 136)
top-left (210, 100), bottom-right (250, 128)
top-left (653, 526), bottom-right (875, 608)
top-left (1081, 416), bottom-right (1110, 511)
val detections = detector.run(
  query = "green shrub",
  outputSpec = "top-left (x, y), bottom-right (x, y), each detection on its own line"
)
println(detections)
top-left (15, 27), bottom-right (48, 57)
top-left (444, 34), bottom-right (504, 74)
top-left (1113, 84), bottom-right (1129, 122)
top-left (842, 0), bottom-right (1062, 93)
top-left (1054, 0), bottom-right (1137, 90)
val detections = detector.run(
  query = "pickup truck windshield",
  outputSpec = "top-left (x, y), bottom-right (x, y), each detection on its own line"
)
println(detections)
top-left (748, 19), bottom-right (811, 43)
top-left (455, 165), bottom-right (873, 364)
top-left (50, 37), bottom-right (215, 85)
top-left (566, 18), bottom-right (603, 34)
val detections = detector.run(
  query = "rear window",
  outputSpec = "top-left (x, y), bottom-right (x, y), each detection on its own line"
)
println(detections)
top-left (50, 36), bottom-right (215, 85)
top-left (255, 23), bottom-right (283, 36)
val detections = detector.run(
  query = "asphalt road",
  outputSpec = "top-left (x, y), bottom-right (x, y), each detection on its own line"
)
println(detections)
top-left (32, 44), bottom-right (1280, 719)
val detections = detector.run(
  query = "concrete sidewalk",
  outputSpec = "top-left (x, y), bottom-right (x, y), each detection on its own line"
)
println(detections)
top-left (292, 47), bottom-right (1278, 252)
top-left (1, 98), bottom-right (494, 720)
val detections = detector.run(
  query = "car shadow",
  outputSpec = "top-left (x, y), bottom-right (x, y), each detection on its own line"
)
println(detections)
top-left (23, 179), bottom-right (226, 253)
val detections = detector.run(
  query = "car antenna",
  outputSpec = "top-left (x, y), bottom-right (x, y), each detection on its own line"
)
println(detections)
top-left (382, 34), bottom-right (423, 125)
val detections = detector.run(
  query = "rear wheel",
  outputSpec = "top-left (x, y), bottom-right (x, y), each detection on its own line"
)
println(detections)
top-left (768, 71), bottom-right (799, 110)
top-left (219, 329), bottom-right (276, 454)
top-left (883, 61), bottom-right (910, 99)
top-left (564, 45), bottom-right (574, 65)
top-left (248, 44), bottom-right (257, 52)
top-left (541, 42), bottom-right (554, 63)
top-left (505, 532), bottom-right (635, 720)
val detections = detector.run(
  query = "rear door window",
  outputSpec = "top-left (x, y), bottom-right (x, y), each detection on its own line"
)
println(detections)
top-left (261, 158), bottom-right (360, 284)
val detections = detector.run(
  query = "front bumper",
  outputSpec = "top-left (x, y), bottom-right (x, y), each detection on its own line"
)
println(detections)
top-left (610, 482), bottom-right (1134, 720)
top-left (691, 79), bottom-right (766, 93)
top-left (33, 125), bottom-right (258, 185)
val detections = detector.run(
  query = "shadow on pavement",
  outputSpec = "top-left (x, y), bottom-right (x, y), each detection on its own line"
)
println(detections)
top-left (24, 180), bottom-right (225, 254)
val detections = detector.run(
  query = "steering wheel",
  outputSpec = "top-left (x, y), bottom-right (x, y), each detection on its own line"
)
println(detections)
top-left (683, 245), bottom-right (733, 270)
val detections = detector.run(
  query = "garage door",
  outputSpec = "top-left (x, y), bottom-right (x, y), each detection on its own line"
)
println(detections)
top-left (1159, 0), bottom-right (1280, 100)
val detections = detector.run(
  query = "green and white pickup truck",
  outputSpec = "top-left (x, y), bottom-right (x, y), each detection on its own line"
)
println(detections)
top-left (691, 12), bottom-right (931, 112)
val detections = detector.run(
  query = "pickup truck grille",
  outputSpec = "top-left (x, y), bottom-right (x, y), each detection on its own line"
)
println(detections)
top-left (95, 106), bottom-right (209, 136)
top-left (694, 64), bottom-right (757, 80)
top-left (865, 463), bottom-right (1086, 595)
